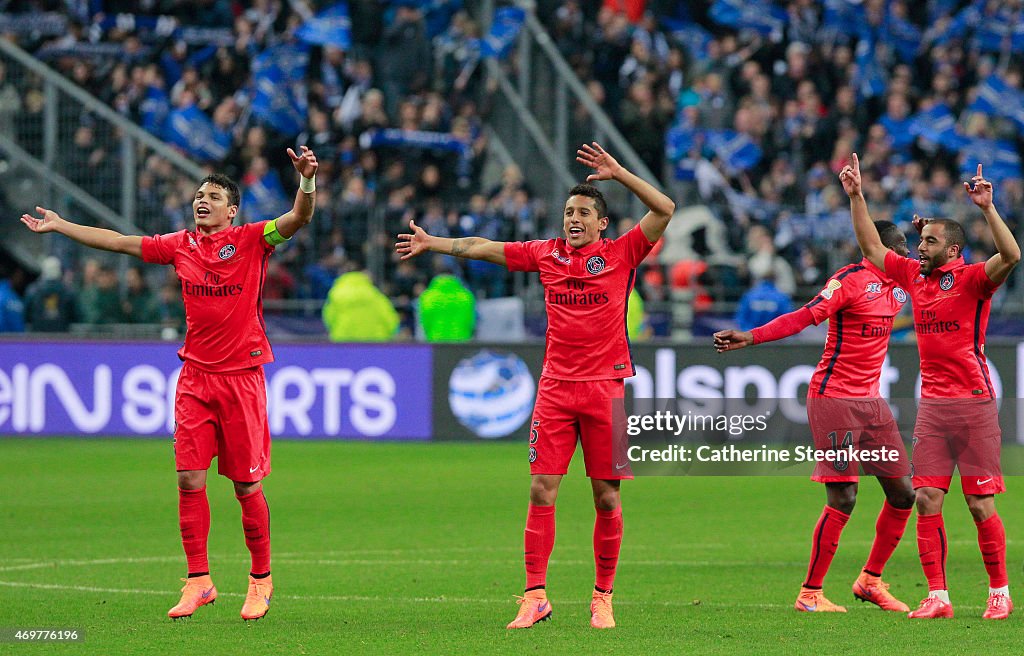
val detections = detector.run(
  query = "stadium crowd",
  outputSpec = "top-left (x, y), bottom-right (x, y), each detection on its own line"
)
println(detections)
top-left (0, 0), bottom-right (1021, 338)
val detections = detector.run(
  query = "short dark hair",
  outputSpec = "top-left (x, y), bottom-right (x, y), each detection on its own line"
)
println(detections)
top-left (567, 183), bottom-right (607, 218)
top-left (931, 218), bottom-right (966, 254)
top-left (873, 220), bottom-right (903, 250)
top-left (197, 173), bottom-right (240, 207)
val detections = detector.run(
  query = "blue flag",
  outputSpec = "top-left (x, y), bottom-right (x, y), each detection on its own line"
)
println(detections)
top-left (241, 169), bottom-right (291, 222)
top-left (971, 75), bottom-right (1024, 130)
top-left (701, 130), bottom-right (762, 174)
top-left (480, 6), bottom-right (525, 59)
top-left (959, 138), bottom-right (1022, 181)
top-left (164, 104), bottom-right (232, 163)
top-left (140, 85), bottom-right (170, 134)
top-left (296, 2), bottom-right (352, 49)
top-left (854, 40), bottom-right (887, 99)
top-left (660, 17), bottom-right (712, 61)
top-left (708, 0), bottom-right (787, 40)
top-left (907, 103), bottom-right (966, 151)
top-left (250, 46), bottom-right (309, 137)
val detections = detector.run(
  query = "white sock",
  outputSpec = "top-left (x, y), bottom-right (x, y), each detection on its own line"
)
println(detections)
top-left (989, 586), bottom-right (1009, 597)
top-left (928, 590), bottom-right (951, 604)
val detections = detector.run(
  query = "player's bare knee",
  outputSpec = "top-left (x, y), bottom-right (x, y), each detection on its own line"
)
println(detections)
top-left (233, 480), bottom-right (261, 497)
top-left (826, 483), bottom-right (856, 515)
top-left (591, 480), bottom-right (621, 511)
top-left (965, 494), bottom-right (995, 522)
top-left (915, 487), bottom-right (944, 515)
top-left (881, 478), bottom-right (915, 509)
top-left (177, 470), bottom-right (206, 490)
top-left (529, 477), bottom-right (559, 506)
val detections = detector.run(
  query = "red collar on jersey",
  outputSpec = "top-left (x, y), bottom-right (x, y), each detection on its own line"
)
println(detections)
top-left (932, 255), bottom-right (966, 275)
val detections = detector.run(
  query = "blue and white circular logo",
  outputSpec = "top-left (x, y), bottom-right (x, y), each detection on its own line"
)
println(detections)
top-left (939, 272), bottom-right (954, 291)
top-left (448, 350), bottom-right (536, 439)
top-left (218, 244), bottom-right (236, 260)
top-left (586, 256), bottom-right (606, 274)
top-left (528, 446), bottom-right (538, 463)
top-left (893, 287), bottom-right (907, 303)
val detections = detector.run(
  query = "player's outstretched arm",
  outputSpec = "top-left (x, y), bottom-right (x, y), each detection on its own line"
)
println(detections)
top-left (395, 220), bottom-right (507, 266)
top-left (273, 146), bottom-right (319, 240)
top-left (20, 206), bottom-right (143, 258)
top-left (840, 153), bottom-right (887, 271)
top-left (964, 164), bottom-right (1021, 284)
top-left (714, 306), bottom-right (814, 352)
top-left (576, 142), bottom-right (675, 242)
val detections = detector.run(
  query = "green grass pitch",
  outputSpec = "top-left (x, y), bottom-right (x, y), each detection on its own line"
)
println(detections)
top-left (0, 438), bottom-right (1021, 655)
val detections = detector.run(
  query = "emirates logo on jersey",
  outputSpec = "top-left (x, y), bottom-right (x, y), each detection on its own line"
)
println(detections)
top-left (218, 244), bottom-right (237, 260)
top-left (586, 256), bottom-right (606, 274)
top-left (939, 272), bottom-right (955, 291)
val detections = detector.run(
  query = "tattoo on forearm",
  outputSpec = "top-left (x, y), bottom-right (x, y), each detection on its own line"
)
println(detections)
top-left (451, 238), bottom-right (475, 257)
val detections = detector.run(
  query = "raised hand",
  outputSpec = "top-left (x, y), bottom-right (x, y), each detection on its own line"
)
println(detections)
top-left (838, 152), bottom-right (862, 197)
top-left (395, 219), bottom-right (431, 260)
top-left (912, 213), bottom-right (929, 234)
top-left (713, 329), bottom-right (754, 353)
top-left (964, 163), bottom-right (994, 209)
top-left (20, 206), bottom-right (64, 234)
top-left (287, 145), bottom-right (319, 178)
top-left (576, 142), bottom-right (623, 182)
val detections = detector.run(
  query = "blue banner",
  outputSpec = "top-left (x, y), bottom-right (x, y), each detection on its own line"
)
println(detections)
top-left (296, 2), bottom-right (352, 49)
top-left (163, 104), bottom-right (232, 163)
top-left (480, 6), bottom-right (525, 59)
top-left (0, 342), bottom-right (432, 439)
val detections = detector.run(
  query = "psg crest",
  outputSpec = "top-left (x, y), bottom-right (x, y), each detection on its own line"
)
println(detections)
top-left (218, 244), bottom-right (237, 260)
top-left (586, 256), bottom-right (606, 274)
top-left (939, 272), bottom-right (954, 291)
top-left (893, 287), bottom-right (907, 303)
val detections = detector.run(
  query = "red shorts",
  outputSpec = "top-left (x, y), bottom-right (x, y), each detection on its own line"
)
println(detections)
top-left (806, 395), bottom-right (910, 483)
top-left (911, 398), bottom-right (1004, 494)
top-left (174, 363), bottom-right (271, 482)
top-left (528, 377), bottom-right (630, 480)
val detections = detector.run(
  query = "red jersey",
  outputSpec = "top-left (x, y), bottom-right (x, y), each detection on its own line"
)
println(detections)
top-left (805, 258), bottom-right (907, 398)
top-left (504, 225), bottom-right (654, 380)
top-left (142, 221), bottom-right (275, 372)
top-left (884, 250), bottom-right (1000, 399)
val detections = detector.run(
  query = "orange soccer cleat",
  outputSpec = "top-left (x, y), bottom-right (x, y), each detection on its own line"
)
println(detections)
top-left (852, 572), bottom-right (910, 612)
top-left (506, 589), bottom-right (552, 629)
top-left (590, 590), bottom-right (616, 629)
top-left (982, 593), bottom-right (1013, 620)
top-left (794, 586), bottom-right (847, 613)
top-left (908, 595), bottom-right (954, 619)
top-left (240, 574), bottom-right (273, 621)
top-left (167, 575), bottom-right (217, 619)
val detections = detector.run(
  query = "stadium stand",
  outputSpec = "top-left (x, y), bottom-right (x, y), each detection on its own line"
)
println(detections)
top-left (0, 0), bottom-right (1021, 339)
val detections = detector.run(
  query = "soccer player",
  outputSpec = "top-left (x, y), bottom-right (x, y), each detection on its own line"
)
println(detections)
top-left (396, 142), bottom-right (674, 629)
top-left (714, 221), bottom-right (916, 614)
top-left (20, 146), bottom-right (319, 621)
top-left (842, 154), bottom-right (1019, 619)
